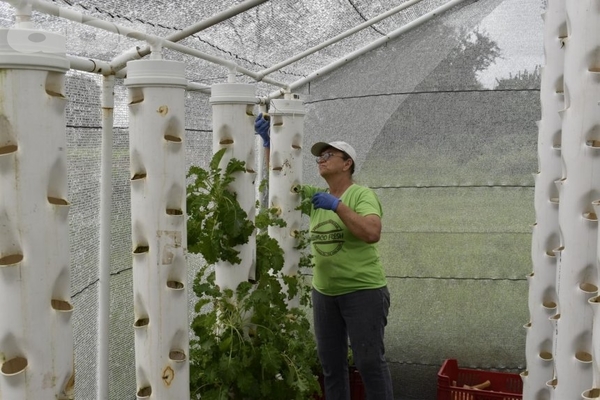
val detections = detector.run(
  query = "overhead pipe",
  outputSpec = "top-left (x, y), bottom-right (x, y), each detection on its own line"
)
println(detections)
top-left (264, 0), bottom-right (469, 101)
top-left (67, 54), bottom-right (212, 93)
top-left (68, 54), bottom-right (112, 74)
top-left (7, 0), bottom-right (461, 98)
top-left (0, 16), bottom-right (73, 399)
top-left (125, 58), bottom-right (190, 399)
top-left (97, 74), bottom-right (115, 400)
top-left (523, 0), bottom-right (565, 398)
top-left (551, 1), bottom-right (600, 398)
top-left (30, 0), bottom-right (287, 88)
top-left (256, 0), bottom-right (425, 80)
top-left (267, 94), bottom-right (305, 306)
top-left (209, 81), bottom-right (257, 289)
top-left (187, 81), bottom-right (211, 93)
top-left (111, 0), bottom-right (269, 74)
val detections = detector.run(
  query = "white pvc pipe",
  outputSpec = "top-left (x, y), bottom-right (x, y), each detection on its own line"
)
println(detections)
top-left (97, 74), bottom-right (115, 400)
top-left (267, 95), bottom-right (305, 306)
top-left (187, 81), bottom-right (211, 93)
top-left (30, 0), bottom-right (287, 88)
top-left (5, 0), bottom-right (32, 28)
top-left (256, 0), bottom-right (424, 80)
top-left (111, 0), bottom-right (269, 73)
top-left (265, 0), bottom-right (469, 100)
top-left (551, 1), bottom-right (600, 397)
top-left (125, 59), bottom-right (190, 399)
top-left (0, 27), bottom-right (73, 399)
top-left (68, 54), bottom-right (112, 74)
top-left (67, 54), bottom-right (212, 93)
top-left (210, 83), bottom-right (257, 288)
top-left (523, 0), bottom-right (565, 398)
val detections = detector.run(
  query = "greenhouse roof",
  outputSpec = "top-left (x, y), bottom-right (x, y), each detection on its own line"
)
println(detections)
top-left (0, 0), bottom-right (468, 97)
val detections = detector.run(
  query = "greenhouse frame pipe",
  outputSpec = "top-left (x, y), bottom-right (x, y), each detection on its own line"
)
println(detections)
top-left (29, 0), bottom-right (288, 88)
top-left (97, 74), bottom-right (115, 400)
top-left (187, 81), bottom-right (211, 93)
top-left (264, 0), bottom-right (469, 101)
top-left (68, 55), bottom-right (112, 74)
top-left (111, 0), bottom-right (269, 73)
top-left (67, 54), bottom-right (212, 93)
top-left (255, 0), bottom-right (425, 80)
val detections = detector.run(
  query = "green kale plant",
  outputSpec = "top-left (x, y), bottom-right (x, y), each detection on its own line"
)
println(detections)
top-left (186, 149), bottom-right (321, 400)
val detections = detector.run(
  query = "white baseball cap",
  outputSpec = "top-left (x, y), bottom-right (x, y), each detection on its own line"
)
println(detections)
top-left (311, 141), bottom-right (357, 164)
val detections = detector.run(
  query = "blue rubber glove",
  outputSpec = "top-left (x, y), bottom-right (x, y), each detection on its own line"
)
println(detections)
top-left (254, 113), bottom-right (270, 147)
top-left (312, 192), bottom-right (341, 211)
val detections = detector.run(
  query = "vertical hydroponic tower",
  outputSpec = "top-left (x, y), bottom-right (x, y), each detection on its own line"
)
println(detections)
top-left (209, 82), bottom-right (257, 288)
top-left (126, 59), bottom-right (190, 400)
top-left (525, 0), bottom-right (565, 398)
top-left (0, 22), bottom-right (74, 399)
top-left (268, 95), bottom-right (305, 276)
top-left (551, 1), bottom-right (600, 398)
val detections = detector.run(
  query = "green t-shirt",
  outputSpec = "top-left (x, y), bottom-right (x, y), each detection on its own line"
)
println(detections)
top-left (303, 184), bottom-right (387, 296)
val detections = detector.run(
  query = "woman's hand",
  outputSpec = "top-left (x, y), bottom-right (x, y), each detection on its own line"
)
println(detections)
top-left (254, 113), bottom-right (270, 147)
top-left (311, 192), bottom-right (341, 211)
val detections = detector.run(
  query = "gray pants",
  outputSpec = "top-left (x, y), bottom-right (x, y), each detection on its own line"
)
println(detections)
top-left (312, 287), bottom-right (394, 400)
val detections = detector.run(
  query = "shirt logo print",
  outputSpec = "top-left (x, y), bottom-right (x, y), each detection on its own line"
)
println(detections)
top-left (311, 219), bottom-right (344, 256)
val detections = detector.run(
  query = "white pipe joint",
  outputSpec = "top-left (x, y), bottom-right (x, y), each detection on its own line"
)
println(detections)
top-left (227, 68), bottom-right (237, 83)
top-left (0, 27), bottom-right (73, 399)
top-left (147, 37), bottom-right (164, 60)
top-left (268, 96), bottom-right (305, 285)
top-left (124, 59), bottom-right (190, 400)
top-left (8, 0), bottom-right (32, 28)
top-left (209, 83), bottom-right (257, 288)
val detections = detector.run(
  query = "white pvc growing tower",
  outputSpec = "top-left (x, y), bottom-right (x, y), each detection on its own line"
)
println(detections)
top-left (580, 1), bottom-right (600, 398)
top-left (210, 82), bottom-right (257, 289)
top-left (125, 59), bottom-right (190, 399)
top-left (268, 95), bottom-right (305, 296)
top-left (0, 17), bottom-right (74, 400)
top-left (524, 0), bottom-right (564, 398)
top-left (551, 1), bottom-right (600, 399)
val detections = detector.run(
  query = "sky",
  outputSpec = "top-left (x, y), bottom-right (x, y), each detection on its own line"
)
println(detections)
top-left (476, 0), bottom-right (544, 89)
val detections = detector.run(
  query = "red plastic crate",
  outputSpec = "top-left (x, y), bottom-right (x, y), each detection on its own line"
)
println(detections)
top-left (437, 359), bottom-right (523, 400)
top-left (313, 368), bottom-right (365, 400)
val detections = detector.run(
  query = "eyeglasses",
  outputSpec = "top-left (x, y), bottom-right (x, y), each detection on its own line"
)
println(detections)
top-left (315, 152), bottom-right (345, 163)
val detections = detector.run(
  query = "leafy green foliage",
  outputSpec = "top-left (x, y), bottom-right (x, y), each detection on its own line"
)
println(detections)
top-left (187, 151), bottom-right (320, 400)
top-left (296, 189), bottom-right (314, 272)
top-left (187, 149), bottom-right (255, 265)
top-left (297, 194), bottom-right (313, 218)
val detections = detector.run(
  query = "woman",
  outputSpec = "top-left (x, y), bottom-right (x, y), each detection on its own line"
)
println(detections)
top-left (305, 141), bottom-right (393, 400)
top-left (255, 116), bottom-right (393, 399)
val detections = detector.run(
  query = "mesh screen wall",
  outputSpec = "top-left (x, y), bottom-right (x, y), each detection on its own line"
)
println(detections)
top-left (299, 1), bottom-right (541, 398)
